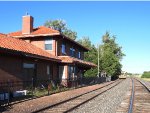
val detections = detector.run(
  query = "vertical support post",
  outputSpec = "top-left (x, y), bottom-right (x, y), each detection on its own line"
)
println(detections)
top-left (47, 65), bottom-right (50, 95)
top-left (7, 80), bottom-right (10, 106)
top-left (32, 78), bottom-right (34, 97)
top-left (72, 65), bottom-right (76, 88)
top-left (48, 79), bottom-right (50, 95)
top-left (97, 43), bottom-right (100, 77)
top-left (73, 65), bottom-right (75, 88)
top-left (48, 82), bottom-right (51, 95)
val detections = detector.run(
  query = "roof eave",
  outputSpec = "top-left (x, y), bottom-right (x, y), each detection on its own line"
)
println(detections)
top-left (0, 47), bottom-right (61, 62)
top-left (10, 33), bottom-right (60, 38)
top-left (58, 56), bottom-right (96, 68)
top-left (60, 34), bottom-right (89, 51)
top-left (24, 53), bottom-right (61, 62)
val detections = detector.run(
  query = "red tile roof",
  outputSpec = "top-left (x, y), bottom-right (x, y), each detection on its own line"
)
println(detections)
top-left (59, 56), bottom-right (97, 68)
top-left (8, 26), bottom-right (60, 38)
top-left (0, 33), bottom-right (96, 67)
top-left (8, 26), bottom-right (89, 51)
top-left (0, 33), bottom-right (60, 61)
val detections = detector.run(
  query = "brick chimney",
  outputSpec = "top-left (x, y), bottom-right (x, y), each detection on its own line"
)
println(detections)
top-left (22, 15), bottom-right (34, 34)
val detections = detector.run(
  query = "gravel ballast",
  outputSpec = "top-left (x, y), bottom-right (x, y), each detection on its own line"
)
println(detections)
top-left (70, 78), bottom-right (130, 113)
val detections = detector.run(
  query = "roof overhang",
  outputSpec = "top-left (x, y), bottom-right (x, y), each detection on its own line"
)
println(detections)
top-left (0, 47), bottom-right (61, 62)
top-left (59, 56), bottom-right (97, 68)
top-left (10, 33), bottom-right (60, 38)
top-left (60, 34), bottom-right (89, 51)
top-left (9, 33), bottom-right (89, 52)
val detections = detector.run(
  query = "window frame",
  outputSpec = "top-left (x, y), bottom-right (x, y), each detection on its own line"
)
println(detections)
top-left (45, 38), bottom-right (53, 50)
top-left (68, 66), bottom-right (74, 79)
top-left (78, 51), bottom-right (81, 59)
top-left (62, 42), bottom-right (66, 54)
top-left (47, 65), bottom-right (50, 75)
top-left (70, 47), bottom-right (75, 57)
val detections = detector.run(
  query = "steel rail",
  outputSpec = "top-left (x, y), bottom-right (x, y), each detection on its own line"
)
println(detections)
top-left (135, 78), bottom-right (150, 92)
top-left (128, 78), bottom-right (134, 113)
top-left (64, 80), bottom-right (123, 113)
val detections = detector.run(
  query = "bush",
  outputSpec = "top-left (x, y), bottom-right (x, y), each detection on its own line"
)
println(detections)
top-left (141, 71), bottom-right (150, 78)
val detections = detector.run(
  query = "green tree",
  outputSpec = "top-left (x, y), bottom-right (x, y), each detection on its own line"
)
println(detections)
top-left (141, 71), bottom-right (150, 78)
top-left (77, 33), bottom-right (124, 79)
top-left (78, 37), bottom-right (98, 77)
top-left (44, 20), bottom-right (66, 33)
top-left (44, 19), bottom-right (77, 40)
top-left (100, 32), bottom-right (125, 79)
top-left (63, 29), bottom-right (77, 40)
top-left (102, 31), bottom-right (110, 43)
top-left (78, 37), bottom-right (91, 48)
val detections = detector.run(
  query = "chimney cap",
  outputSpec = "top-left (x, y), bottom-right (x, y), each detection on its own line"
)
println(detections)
top-left (23, 13), bottom-right (33, 18)
top-left (22, 12), bottom-right (32, 17)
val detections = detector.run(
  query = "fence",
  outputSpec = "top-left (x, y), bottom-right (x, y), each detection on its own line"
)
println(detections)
top-left (0, 76), bottom-right (108, 107)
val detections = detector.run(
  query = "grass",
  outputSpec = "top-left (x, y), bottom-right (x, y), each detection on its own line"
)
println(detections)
top-left (33, 89), bottom-right (48, 97)
top-left (11, 84), bottom-right (85, 104)
top-left (141, 78), bottom-right (150, 81)
top-left (26, 86), bottom-right (75, 97)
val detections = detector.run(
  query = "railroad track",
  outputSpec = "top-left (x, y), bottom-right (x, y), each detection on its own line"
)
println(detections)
top-left (116, 78), bottom-right (150, 113)
top-left (33, 79), bottom-right (123, 113)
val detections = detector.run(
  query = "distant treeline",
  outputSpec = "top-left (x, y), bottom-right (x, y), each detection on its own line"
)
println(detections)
top-left (141, 71), bottom-right (150, 78)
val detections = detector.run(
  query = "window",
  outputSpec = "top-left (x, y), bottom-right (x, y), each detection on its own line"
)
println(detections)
top-left (68, 66), bottom-right (74, 79)
top-left (47, 65), bottom-right (50, 75)
top-left (23, 63), bottom-right (35, 80)
top-left (45, 39), bottom-right (53, 50)
top-left (70, 48), bottom-right (75, 57)
top-left (62, 43), bottom-right (66, 54)
top-left (23, 63), bottom-right (35, 69)
top-left (78, 51), bottom-right (81, 59)
top-left (47, 65), bottom-right (51, 80)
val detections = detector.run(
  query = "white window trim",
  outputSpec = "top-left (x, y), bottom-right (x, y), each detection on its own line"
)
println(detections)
top-left (45, 38), bottom-right (53, 51)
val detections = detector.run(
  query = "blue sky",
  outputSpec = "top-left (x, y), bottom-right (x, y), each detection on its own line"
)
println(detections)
top-left (0, 1), bottom-right (150, 74)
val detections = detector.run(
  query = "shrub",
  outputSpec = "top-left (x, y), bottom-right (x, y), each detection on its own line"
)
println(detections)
top-left (141, 71), bottom-right (150, 78)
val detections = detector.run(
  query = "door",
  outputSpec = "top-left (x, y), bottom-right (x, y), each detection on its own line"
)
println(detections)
top-left (23, 63), bottom-right (36, 86)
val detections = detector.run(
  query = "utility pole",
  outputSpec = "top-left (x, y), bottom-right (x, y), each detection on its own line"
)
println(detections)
top-left (97, 43), bottom-right (100, 77)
